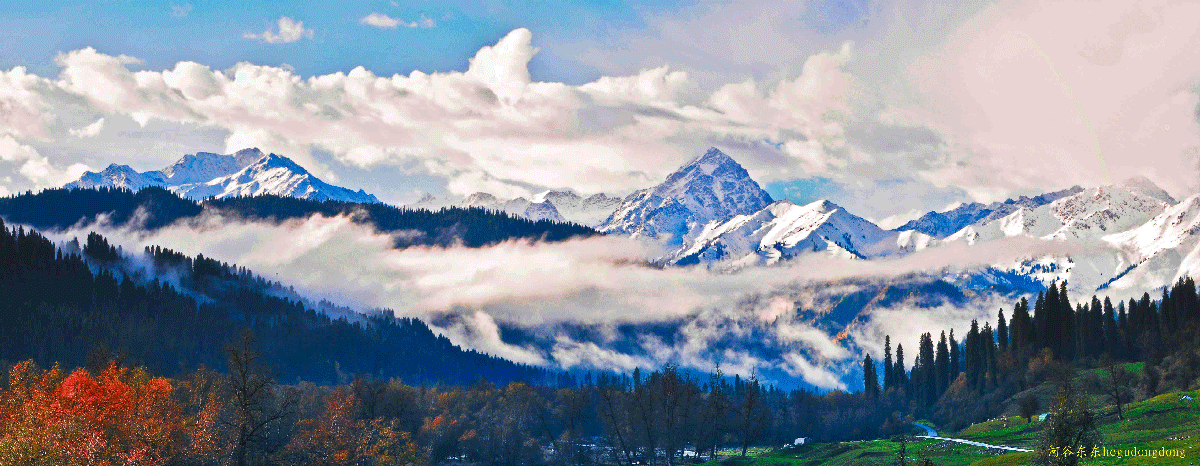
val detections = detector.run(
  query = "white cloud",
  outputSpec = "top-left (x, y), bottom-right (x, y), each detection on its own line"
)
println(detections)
top-left (0, 66), bottom-right (53, 137)
top-left (578, 66), bottom-right (688, 106)
top-left (170, 4), bottom-right (193, 18)
top-left (360, 13), bottom-right (400, 29)
top-left (0, 135), bottom-right (91, 186)
top-left (69, 117), bottom-right (105, 138)
top-left (360, 13), bottom-right (435, 29)
top-left (897, 0), bottom-right (1200, 201)
top-left (782, 353), bottom-right (847, 390)
top-left (244, 17), bottom-right (313, 44)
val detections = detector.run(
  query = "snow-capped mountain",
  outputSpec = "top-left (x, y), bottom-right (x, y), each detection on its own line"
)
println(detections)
top-left (940, 177), bottom-right (1179, 293)
top-left (946, 177), bottom-right (1175, 245)
top-left (600, 148), bottom-right (774, 246)
top-left (897, 186), bottom-right (1083, 238)
top-left (675, 199), bottom-right (934, 266)
top-left (532, 190), bottom-right (621, 226)
top-left (522, 200), bottom-right (565, 222)
top-left (455, 192), bottom-right (567, 223)
top-left (412, 189), bottom-right (622, 226)
top-left (65, 148), bottom-right (379, 203)
top-left (1102, 193), bottom-right (1200, 292)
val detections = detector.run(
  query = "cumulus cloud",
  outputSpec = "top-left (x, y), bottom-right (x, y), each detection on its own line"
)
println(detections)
top-left (0, 135), bottom-right (91, 186)
top-left (360, 13), bottom-right (435, 29)
top-left (0, 66), bottom-right (53, 137)
top-left (244, 17), bottom-right (313, 44)
top-left (69, 117), bottom-right (105, 138)
top-left (0, 28), bottom-right (868, 203)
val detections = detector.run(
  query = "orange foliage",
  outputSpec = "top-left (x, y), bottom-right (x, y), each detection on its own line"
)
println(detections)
top-left (281, 389), bottom-right (427, 465)
top-left (0, 361), bottom-right (186, 466)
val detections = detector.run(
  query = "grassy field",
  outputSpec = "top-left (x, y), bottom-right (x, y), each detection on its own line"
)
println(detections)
top-left (704, 384), bottom-right (1200, 466)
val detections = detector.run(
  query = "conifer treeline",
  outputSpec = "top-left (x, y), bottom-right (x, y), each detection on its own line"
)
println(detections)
top-left (0, 187), bottom-right (596, 248)
top-left (870, 279), bottom-right (1200, 429)
top-left (0, 218), bottom-right (555, 386)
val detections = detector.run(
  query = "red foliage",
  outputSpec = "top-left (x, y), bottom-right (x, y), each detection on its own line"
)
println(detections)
top-left (0, 361), bottom-right (186, 465)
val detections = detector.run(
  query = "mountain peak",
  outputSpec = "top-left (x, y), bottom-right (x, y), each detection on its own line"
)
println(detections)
top-left (1114, 175), bottom-right (1175, 204)
top-left (600, 148), bottom-right (773, 245)
top-left (688, 147), bottom-right (735, 170)
top-left (807, 199), bottom-right (840, 212)
top-left (463, 192), bottom-right (501, 207)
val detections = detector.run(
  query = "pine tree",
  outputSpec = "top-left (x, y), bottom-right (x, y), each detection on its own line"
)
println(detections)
top-left (918, 333), bottom-right (936, 407)
top-left (863, 354), bottom-right (879, 399)
top-left (935, 332), bottom-right (949, 395)
top-left (1034, 290), bottom-right (1048, 351)
top-left (966, 320), bottom-right (982, 392)
top-left (883, 336), bottom-right (895, 392)
top-left (949, 329), bottom-right (960, 385)
top-left (982, 323), bottom-right (998, 390)
top-left (1060, 282), bottom-right (1075, 360)
top-left (1103, 297), bottom-right (1118, 359)
top-left (997, 309), bottom-right (1009, 351)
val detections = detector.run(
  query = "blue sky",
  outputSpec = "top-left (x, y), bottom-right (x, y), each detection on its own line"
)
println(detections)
top-left (1, 1), bottom-right (706, 82)
top-left (1, 0), bottom-right (1198, 224)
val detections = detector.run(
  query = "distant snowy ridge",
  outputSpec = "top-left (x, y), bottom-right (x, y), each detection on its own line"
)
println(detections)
top-left (65, 148), bottom-right (379, 204)
top-left (897, 186), bottom-right (1084, 238)
top-left (674, 199), bottom-right (936, 266)
top-left (946, 178), bottom-right (1175, 245)
top-left (939, 177), bottom-right (1180, 294)
top-left (411, 189), bottom-right (621, 226)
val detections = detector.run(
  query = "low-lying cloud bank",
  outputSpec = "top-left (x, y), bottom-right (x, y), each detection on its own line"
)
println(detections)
top-left (40, 211), bottom-right (1079, 389)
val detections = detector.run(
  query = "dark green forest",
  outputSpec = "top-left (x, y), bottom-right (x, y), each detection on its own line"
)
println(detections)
top-left (868, 278), bottom-right (1200, 431)
top-left (0, 187), bottom-right (596, 248)
top-left (0, 217), bottom-right (558, 386)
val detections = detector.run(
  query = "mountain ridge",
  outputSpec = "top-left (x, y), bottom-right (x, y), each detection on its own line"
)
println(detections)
top-left (65, 148), bottom-right (379, 204)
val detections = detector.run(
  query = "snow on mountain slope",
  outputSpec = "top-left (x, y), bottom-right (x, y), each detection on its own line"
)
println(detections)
top-left (455, 192), bottom-right (567, 223)
top-left (940, 177), bottom-right (1178, 292)
top-left (532, 190), bottom-right (621, 226)
top-left (65, 148), bottom-right (379, 204)
top-left (675, 199), bottom-right (934, 266)
top-left (599, 147), bottom-right (774, 246)
top-left (522, 201), bottom-right (566, 223)
top-left (69, 163), bottom-right (168, 191)
top-left (897, 186), bottom-right (1083, 238)
top-left (1102, 194), bottom-right (1200, 293)
top-left (171, 153), bottom-right (379, 203)
top-left (159, 148), bottom-right (266, 184)
top-left (946, 178), bottom-right (1175, 245)
top-left (412, 189), bottom-right (615, 225)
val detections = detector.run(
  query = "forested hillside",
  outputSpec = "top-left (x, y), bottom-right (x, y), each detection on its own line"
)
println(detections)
top-left (0, 187), bottom-right (597, 248)
top-left (0, 218), bottom-right (556, 385)
top-left (868, 277), bottom-right (1200, 431)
